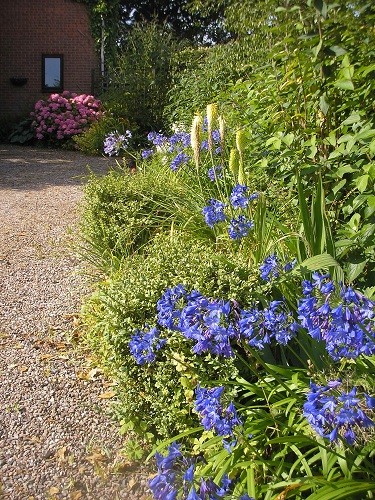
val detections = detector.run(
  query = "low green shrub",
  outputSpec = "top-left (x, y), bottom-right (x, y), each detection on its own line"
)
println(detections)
top-left (8, 117), bottom-right (35, 144)
top-left (73, 114), bottom-right (131, 155)
top-left (80, 158), bottom-right (216, 272)
top-left (81, 231), bottom-right (267, 449)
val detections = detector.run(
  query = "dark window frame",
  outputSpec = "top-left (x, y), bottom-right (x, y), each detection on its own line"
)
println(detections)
top-left (42, 54), bottom-right (64, 92)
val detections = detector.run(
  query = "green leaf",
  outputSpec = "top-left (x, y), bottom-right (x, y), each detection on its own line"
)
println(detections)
top-left (146, 427), bottom-right (202, 462)
top-left (319, 94), bottom-right (329, 116)
top-left (336, 165), bottom-right (354, 177)
top-left (355, 174), bottom-right (369, 193)
top-left (332, 179), bottom-right (346, 195)
top-left (329, 45), bottom-right (347, 57)
top-left (299, 253), bottom-right (340, 270)
top-left (346, 260), bottom-right (367, 282)
top-left (341, 113), bottom-right (361, 125)
top-left (313, 0), bottom-right (328, 17)
top-left (335, 79), bottom-right (354, 91)
top-left (306, 480), bottom-right (375, 500)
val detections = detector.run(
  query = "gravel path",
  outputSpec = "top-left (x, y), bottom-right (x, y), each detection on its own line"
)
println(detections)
top-left (0, 145), bottom-right (152, 500)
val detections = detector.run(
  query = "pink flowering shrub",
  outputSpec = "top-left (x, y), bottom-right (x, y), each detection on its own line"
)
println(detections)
top-left (31, 90), bottom-right (102, 141)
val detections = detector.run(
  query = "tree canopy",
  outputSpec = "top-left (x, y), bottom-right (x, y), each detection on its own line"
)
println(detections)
top-left (78, 0), bottom-right (229, 45)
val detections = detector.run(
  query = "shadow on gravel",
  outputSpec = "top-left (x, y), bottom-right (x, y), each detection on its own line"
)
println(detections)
top-left (0, 144), bottom-right (113, 191)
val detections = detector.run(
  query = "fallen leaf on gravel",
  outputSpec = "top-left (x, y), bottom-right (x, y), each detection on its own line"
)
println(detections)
top-left (70, 491), bottom-right (82, 500)
top-left (88, 367), bottom-right (102, 379)
top-left (48, 486), bottom-right (59, 495)
top-left (98, 390), bottom-right (116, 399)
top-left (77, 367), bottom-right (102, 381)
top-left (86, 452), bottom-right (108, 464)
top-left (14, 343), bottom-right (23, 349)
top-left (26, 435), bottom-right (41, 444)
top-left (18, 365), bottom-right (28, 372)
top-left (114, 460), bottom-right (133, 472)
top-left (128, 478), bottom-right (137, 489)
top-left (55, 446), bottom-right (67, 463)
top-left (39, 354), bottom-right (54, 361)
top-left (76, 371), bottom-right (88, 380)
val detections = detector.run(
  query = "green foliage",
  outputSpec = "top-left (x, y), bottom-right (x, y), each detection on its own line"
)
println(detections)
top-left (80, 160), bottom-right (209, 272)
top-left (82, 231), bottom-right (268, 444)
top-left (78, 0), bottom-right (375, 495)
top-left (104, 21), bottom-right (178, 134)
top-left (166, 38), bottom-right (253, 127)
top-left (73, 114), bottom-right (131, 155)
top-left (8, 118), bottom-right (35, 144)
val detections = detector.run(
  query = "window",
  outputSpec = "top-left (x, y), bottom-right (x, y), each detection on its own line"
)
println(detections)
top-left (42, 55), bottom-right (63, 92)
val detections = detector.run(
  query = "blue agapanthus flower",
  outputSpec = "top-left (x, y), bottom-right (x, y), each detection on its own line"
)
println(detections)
top-left (202, 199), bottom-right (227, 228)
top-left (179, 294), bottom-right (236, 357)
top-left (207, 165), bottom-right (223, 181)
top-left (169, 131), bottom-right (191, 151)
top-left (260, 254), bottom-right (279, 281)
top-left (147, 131), bottom-right (168, 147)
top-left (141, 148), bottom-right (154, 159)
top-left (157, 284), bottom-right (187, 330)
top-left (230, 184), bottom-right (250, 209)
top-left (239, 300), bottom-right (298, 349)
top-left (298, 276), bottom-right (375, 360)
top-left (103, 130), bottom-right (131, 156)
top-left (228, 215), bottom-right (254, 239)
top-left (170, 152), bottom-right (190, 171)
top-left (195, 385), bottom-right (242, 436)
top-left (149, 441), bottom-right (233, 500)
top-left (260, 253), bottom-right (297, 281)
top-left (303, 381), bottom-right (374, 445)
top-left (129, 326), bottom-right (166, 365)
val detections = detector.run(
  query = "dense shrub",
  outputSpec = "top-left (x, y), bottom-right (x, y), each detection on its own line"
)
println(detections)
top-left (104, 21), bottom-right (178, 135)
top-left (73, 114), bottom-right (131, 155)
top-left (82, 231), bottom-right (267, 447)
top-left (165, 37), bottom-right (253, 128)
top-left (80, 157), bottom-right (217, 271)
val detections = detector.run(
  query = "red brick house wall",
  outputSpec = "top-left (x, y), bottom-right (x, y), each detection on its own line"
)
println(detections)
top-left (0, 0), bottom-right (100, 123)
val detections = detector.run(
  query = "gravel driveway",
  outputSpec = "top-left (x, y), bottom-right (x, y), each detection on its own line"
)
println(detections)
top-left (0, 145), bottom-right (151, 500)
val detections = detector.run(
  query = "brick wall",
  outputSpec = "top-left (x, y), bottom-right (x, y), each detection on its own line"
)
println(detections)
top-left (0, 0), bottom-right (100, 123)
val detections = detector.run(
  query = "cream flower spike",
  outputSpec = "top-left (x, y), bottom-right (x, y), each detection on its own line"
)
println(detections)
top-left (191, 113), bottom-right (203, 169)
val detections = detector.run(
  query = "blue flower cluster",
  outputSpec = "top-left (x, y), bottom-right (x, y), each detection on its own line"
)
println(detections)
top-left (169, 131), bottom-right (191, 151)
top-left (239, 300), bottom-right (299, 349)
top-left (103, 130), bottom-right (132, 156)
top-left (228, 215), bottom-right (254, 240)
top-left (147, 131), bottom-right (168, 147)
top-left (143, 131), bottom-right (191, 171)
top-left (129, 326), bottom-right (166, 365)
top-left (207, 165), bottom-right (222, 181)
top-left (157, 284), bottom-right (187, 331)
top-left (149, 441), bottom-right (235, 500)
top-left (202, 185), bottom-right (258, 240)
top-left (201, 129), bottom-right (222, 154)
top-left (195, 385), bottom-right (242, 436)
top-left (298, 273), bottom-right (375, 360)
top-left (155, 285), bottom-right (299, 358)
top-left (141, 148), bottom-right (154, 159)
top-left (230, 185), bottom-right (258, 209)
top-left (259, 254), bottom-right (297, 281)
top-left (303, 380), bottom-right (375, 445)
top-left (202, 199), bottom-right (227, 228)
top-left (158, 286), bottom-right (236, 357)
top-left (171, 152), bottom-right (190, 171)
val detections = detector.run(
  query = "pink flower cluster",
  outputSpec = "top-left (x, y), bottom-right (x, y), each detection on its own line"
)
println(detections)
top-left (31, 90), bottom-right (102, 141)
